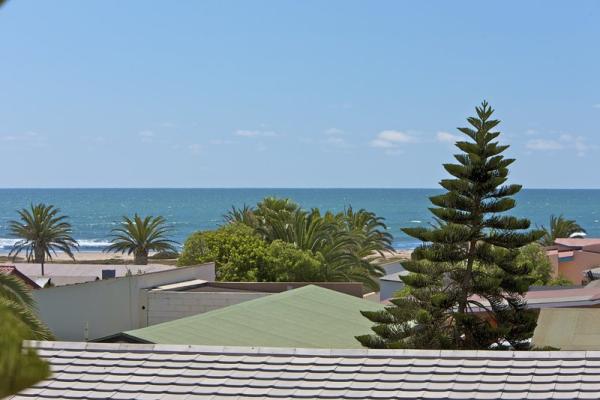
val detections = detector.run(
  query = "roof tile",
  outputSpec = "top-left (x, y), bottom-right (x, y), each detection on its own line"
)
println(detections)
top-left (15, 341), bottom-right (600, 399)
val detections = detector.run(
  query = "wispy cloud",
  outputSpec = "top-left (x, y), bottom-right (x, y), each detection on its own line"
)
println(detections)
top-left (138, 130), bottom-right (155, 143)
top-left (0, 131), bottom-right (46, 147)
top-left (234, 129), bottom-right (278, 138)
top-left (436, 131), bottom-right (461, 143)
top-left (370, 130), bottom-right (417, 149)
top-left (593, 104), bottom-right (600, 109)
top-left (526, 134), bottom-right (593, 157)
top-left (322, 128), bottom-right (353, 149)
top-left (526, 138), bottom-right (564, 151)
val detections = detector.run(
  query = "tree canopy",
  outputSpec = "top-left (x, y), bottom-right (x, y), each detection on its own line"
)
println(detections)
top-left (539, 214), bottom-right (586, 246)
top-left (180, 199), bottom-right (393, 290)
top-left (105, 214), bottom-right (178, 265)
top-left (9, 203), bottom-right (78, 276)
top-left (358, 101), bottom-right (544, 350)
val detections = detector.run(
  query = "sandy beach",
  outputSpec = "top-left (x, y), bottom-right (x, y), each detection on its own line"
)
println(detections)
top-left (0, 251), bottom-right (137, 263)
top-left (0, 249), bottom-right (412, 264)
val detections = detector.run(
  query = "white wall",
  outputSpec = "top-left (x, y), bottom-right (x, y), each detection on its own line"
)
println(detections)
top-left (33, 264), bottom-right (215, 341)
top-left (146, 291), bottom-right (269, 325)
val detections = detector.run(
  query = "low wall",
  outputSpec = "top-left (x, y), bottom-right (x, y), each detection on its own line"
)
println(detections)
top-left (146, 291), bottom-right (269, 325)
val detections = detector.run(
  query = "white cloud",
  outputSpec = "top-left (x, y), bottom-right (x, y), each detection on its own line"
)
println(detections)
top-left (370, 130), bottom-right (417, 149)
top-left (321, 128), bottom-right (353, 149)
top-left (526, 139), bottom-right (564, 151)
top-left (593, 104), bottom-right (600, 109)
top-left (234, 129), bottom-right (277, 138)
top-left (436, 131), bottom-right (461, 143)
top-left (0, 131), bottom-right (46, 147)
top-left (526, 134), bottom-right (594, 157)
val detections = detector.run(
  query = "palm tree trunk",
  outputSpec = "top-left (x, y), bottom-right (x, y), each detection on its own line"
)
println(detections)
top-left (134, 250), bottom-right (148, 265)
top-left (35, 248), bottom-right (45, 276)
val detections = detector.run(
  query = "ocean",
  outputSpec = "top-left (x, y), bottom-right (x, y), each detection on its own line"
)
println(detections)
top-left (0, 188), bottom-right (598, 252)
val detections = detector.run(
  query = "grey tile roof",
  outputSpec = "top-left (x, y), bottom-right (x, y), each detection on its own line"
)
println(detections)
top-left (11, 341), bottom-right (600, 399)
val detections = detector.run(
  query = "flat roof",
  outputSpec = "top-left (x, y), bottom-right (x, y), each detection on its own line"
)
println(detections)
top-left (533, 308), bottom-right (600, 350)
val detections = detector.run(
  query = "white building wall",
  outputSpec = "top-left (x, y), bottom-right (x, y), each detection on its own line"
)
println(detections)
top-left (33, 264), bottom-right (215, 341)
top-left (146, 291), bottom-right (269, 325)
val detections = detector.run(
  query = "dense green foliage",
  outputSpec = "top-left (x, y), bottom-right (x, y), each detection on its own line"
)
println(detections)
top-left (178, 224), bottom-right (324, 282)
top-left (0, 304), bottom-right (51, 397)
top-left (0, 274), bottom-right (53, 340)
top-left (105, 214), bottom-right (178, 265)
top-left (358, 102), bottom-right (544, 350)
top-left (0, 273), bottom-right (53, 397)
top-left (226, 199), bottom-right (392, 290)
top-left (181, 199), bottom-right (393, 290)
top-left (9, 203), bottom-right (79, 276)
top-left (517, 243), bottom-right (552, 286)
top-left (179, 224), bottom-right (268, 280)
top-left (540, 214), bottom-right (586, 246)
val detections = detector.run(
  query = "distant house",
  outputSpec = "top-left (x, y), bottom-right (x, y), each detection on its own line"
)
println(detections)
top-left (532, 308), bottom-right (600, 350)
top-left (468, 280), bottom-right (600, 312)
top-left (0, 265), bottom-right (40, 288)
top-left (546, 238), bottom-right (600, 284)
top-left (8, 262), bottom-right (176, 287)
top-left (33, 263), bottom-right (217, 341)
top-left (372, 260), bottom-right (409, 301)
top-left (100, 285), bottom-right (384, 349)
top-left (12, 340), bottom-right (600, 399)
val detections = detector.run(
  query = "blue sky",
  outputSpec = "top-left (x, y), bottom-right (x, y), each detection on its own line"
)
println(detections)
top-left (1, 1), bottom-right (599, 188)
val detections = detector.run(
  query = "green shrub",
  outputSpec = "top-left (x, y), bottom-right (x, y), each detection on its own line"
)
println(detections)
top-left (178, 223), bottom-right (269, 281)
top-left (262, 240), bottom-right (324, 282)
top-left (517, 243), bottom-right (553, 285)
top-left (178, 224), bottom-right (330, 282)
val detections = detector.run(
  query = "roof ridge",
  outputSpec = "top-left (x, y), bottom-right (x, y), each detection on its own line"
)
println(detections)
top-left (26, 341), bottom-right (600, 359)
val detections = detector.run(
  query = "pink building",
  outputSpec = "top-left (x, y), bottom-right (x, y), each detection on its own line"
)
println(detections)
top-left (546, 238), bottom-right (600, 284)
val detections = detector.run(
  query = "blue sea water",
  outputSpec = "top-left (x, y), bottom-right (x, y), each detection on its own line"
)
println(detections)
top-left (0, 189), bottom-right (599, 252)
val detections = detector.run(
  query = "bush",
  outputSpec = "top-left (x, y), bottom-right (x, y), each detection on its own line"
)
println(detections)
top-left (262, 240), bottom-right (324, 282)
top-left (178, 223), bottom-right (269, 281)
top-left (517, 243), bottom-right (553, 285)
top-left (178, 224), bottom-right (328, 282)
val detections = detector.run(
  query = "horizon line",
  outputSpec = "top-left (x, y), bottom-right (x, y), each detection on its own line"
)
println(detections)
top-left (1, 187), bottom-right (600, 190)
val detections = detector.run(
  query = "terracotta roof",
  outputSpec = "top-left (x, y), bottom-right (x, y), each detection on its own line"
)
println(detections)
top-left (11, 340), bottom-right (600, 399)
top-left (0, 265), bottom-right (40, 288)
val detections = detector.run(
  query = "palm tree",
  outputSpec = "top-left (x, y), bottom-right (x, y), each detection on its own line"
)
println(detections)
top-left (0, 274), bottom-right (53, 340)
top-left (105, 214), bottom-right (178, 265)
top-left (9, 204), bottom-right (79, 276)
top-left (540, 214), bottom-right (586, 246)
top-left (0, 274), bottom-right (52, 397)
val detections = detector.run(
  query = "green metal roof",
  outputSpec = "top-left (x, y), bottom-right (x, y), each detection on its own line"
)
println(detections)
top-left (125, 285), bottom-right (385, 348)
